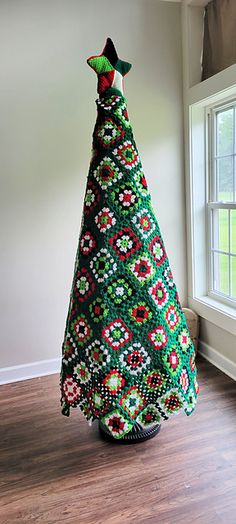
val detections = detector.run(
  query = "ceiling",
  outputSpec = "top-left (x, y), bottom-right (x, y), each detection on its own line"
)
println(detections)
top-left (160, 0), bottom-right (209, 6)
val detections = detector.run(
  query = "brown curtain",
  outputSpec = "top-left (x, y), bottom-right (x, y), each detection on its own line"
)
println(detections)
top-left (201, 0), bottom-right (236, 81)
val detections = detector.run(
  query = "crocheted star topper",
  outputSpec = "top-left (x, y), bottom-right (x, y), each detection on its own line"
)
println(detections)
top-left (87, 38), bottom-right (132, 96)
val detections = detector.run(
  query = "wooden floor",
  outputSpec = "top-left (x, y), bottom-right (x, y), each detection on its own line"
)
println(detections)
top-left (0, 355), bottom-right (236, 524)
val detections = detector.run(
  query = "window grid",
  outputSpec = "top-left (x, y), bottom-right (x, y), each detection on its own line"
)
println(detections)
top-left (207, 100), bottom-right (236, 307)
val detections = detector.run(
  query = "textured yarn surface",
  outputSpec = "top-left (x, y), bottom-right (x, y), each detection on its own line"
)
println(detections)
top-left (59, 53), bottom-right (199, 439)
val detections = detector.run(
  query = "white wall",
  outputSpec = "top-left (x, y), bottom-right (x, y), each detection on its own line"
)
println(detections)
top-left (200, 319), bottom-right (236, 363)
top-left (0, 0), bottom-right (185, 372)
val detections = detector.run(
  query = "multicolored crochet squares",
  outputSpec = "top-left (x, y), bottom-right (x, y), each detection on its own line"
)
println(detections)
top-left (113, 141), bottom-right (139, 170)
top-left (110, 181), bottom-right (141, 214)
top-left (109, 227), bottom-right (142, 261)
top-left (73, 267), bottom-right (95, 302)
top-left (70, 314), bottom-right (92, 346)
top-left (96, 117), bottom-right (125, 148)
top-left (102, 318), bottom-right (132, 350)
top-left (101, 410), bottom-right (133, 439)
top-left (119, 386), bottom-right (146, 419)
top-left (119, 343), bottom-right (151, 375)
top-left (105, 276), bottom-right (135, 305)
top-left (60, 86), bottom-right (199, 437)
top-left (132, 208), bottom-right (155, 238)
top-left (93, 157), bottom-right (123, 190)
top-left (129, 253), bottom-right (156, 285)
top-left (95, 207), bottom-right (116, 234)
top-left (90, 248), bottom-right (117, 283)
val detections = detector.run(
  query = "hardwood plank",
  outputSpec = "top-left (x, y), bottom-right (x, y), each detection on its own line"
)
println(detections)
top-left (0, 355), bottom-right (236, 523)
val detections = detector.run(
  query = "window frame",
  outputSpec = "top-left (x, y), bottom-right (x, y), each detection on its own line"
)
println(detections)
top-left (206, 99), bottom-right (236, 308)
top-left (185, 65), bottom-right (236, 337)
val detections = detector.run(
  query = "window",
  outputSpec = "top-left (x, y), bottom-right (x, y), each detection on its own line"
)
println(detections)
top-left (207, 100), bottom-right (236, 306)
top-left (186, 68), bottom-right (236, 335)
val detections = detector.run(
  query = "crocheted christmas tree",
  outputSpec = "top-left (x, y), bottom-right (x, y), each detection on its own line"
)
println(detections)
top-left (59, 38), bottom-right (199, 439)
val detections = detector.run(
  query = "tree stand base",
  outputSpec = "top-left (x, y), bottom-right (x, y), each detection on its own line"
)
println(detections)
top-left (98, 420), bottom-right (161, 444)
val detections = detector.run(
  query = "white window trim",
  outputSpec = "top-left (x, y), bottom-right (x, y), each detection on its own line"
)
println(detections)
top-left (185, 64), bottom-right (236, 336)
top-left (207, 100), bottom-right (236, 306)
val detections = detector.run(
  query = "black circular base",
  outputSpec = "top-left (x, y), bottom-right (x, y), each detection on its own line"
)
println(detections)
top-left (98, 420), bottom-right (161, 444)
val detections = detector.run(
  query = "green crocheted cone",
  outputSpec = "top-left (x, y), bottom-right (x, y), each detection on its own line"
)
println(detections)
top-left (59, 41), bottom-right (199, 439)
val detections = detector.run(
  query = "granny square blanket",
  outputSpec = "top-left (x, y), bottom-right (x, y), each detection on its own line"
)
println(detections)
top-left (59, 38), bottom-right (199, 439)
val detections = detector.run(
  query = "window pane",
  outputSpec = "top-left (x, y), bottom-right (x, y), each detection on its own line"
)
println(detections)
top-left (216, 108), bottom-right (234, 156)
top-left (231, 210), bottom-right (236, 254)
top-left (232, 257), bottom-right (236, 298)
top-left (216, 157), bottom-right (234, 201)
top-left (213, 251), bottom-right (229, 294)
top-left (212, 209), bottom-right (229, 252)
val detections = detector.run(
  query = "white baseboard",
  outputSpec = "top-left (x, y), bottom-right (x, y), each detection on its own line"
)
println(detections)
top-left (198, 339), bottom-right (236, 382)
top-left (0, 358), bottom-right (61, 385)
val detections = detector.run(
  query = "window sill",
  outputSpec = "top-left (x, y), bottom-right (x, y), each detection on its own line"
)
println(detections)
top-left (188, 295), bottom-right (236, 336)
